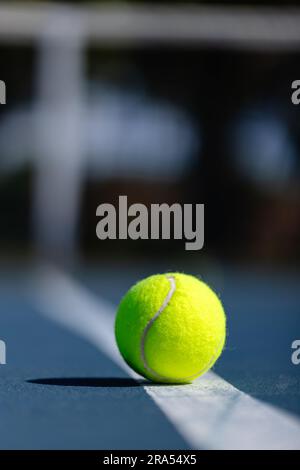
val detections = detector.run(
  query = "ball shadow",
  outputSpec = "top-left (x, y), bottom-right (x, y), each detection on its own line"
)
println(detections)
top-left (27, 377), bottom-right (180, 387)
top-left (27, 377), bottom-right (141, 387)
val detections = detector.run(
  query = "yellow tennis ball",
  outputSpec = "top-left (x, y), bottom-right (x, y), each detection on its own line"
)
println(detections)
top-left (115, 273), bottom-right (226, 384)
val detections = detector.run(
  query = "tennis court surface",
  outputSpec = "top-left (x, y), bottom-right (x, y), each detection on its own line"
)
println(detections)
top-left (0, 261), bottom-right (299, 450)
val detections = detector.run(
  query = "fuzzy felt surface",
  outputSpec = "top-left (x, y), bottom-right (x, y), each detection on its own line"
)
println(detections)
top-left (115, 273), bottom-right (226, 383)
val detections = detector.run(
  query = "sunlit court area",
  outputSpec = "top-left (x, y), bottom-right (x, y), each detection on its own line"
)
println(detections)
top-left (0, 2), bottom-right (300, 452)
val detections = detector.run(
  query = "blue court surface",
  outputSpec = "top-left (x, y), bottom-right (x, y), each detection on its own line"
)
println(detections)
top-left (0, 261), bottom-right (299, 450)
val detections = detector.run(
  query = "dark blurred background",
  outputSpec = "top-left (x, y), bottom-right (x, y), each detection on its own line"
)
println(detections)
top-left (0, 1), bottom-right (300, 269)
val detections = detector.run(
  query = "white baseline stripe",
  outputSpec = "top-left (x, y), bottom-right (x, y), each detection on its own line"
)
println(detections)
top-left (29, 264), bottom-right (300, 450)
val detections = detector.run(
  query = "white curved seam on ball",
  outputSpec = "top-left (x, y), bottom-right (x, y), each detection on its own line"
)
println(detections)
top-left (140, 275), bottom-right (176, 380)
top-left (140, 275), bottom-right (224, 382)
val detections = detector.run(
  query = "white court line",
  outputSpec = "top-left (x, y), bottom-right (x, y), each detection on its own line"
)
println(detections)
top-left (30, 264), bottom-right (300, 450)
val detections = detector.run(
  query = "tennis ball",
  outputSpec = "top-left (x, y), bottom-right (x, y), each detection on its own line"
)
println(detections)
top-left (115, 273), bottom-right (226, 384)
